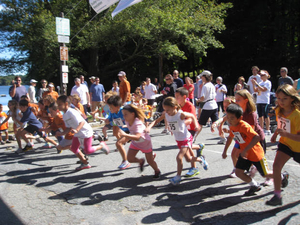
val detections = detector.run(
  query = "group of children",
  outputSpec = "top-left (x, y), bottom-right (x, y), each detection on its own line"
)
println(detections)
top-left (0, 80), bottom-right (299, 207)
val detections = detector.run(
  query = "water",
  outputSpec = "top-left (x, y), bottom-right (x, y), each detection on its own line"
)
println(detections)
top-left (0, 85), bottom-right (29, 113)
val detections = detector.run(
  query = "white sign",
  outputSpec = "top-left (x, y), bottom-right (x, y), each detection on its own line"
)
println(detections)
top-left (58, 35), bottom-right (70, 43)
top-left (62, 65), bottom-right (69, 73)
top-left (56, 17), bottom-right (70, 36)
top-left (112, 0), bottom-right (143, 18)
top-left (62, 73), bottom-right (68, 83)
top-left (89, 0), bottom-right (118, 14)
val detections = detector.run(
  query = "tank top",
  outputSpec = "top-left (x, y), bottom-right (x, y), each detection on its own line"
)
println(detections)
top-left (165, 110), bottom-right (191, 141)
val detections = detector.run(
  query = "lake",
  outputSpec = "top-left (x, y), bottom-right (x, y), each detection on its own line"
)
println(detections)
top-left (0, 85), bottom-right (30, 113)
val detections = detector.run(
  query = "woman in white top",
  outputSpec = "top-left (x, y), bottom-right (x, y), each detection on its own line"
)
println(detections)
top-left (28, 79), bottom-right (38, 103)
top-left (251, 70), bottom-right (272, 135)
top-left (111, 80), bottom-right (120, 94)
top-left (215, 76), bottom-right (227, 117)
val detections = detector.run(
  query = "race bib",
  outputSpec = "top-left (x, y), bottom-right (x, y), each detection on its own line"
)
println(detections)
top-left (169, 121), bottom-right (179, 131)
top-left (113, 118), bottom-right (124, 127)
top-left (278, 117), bottom-right (291, 133)
top-left (233, 132), bottom-right (245, 144)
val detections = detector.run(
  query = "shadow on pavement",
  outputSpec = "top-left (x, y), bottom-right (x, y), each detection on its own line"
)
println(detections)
top-left (0, 197), bottom-right (24, 225)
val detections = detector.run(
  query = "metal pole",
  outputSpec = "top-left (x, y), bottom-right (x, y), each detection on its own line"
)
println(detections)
top-left (59, 12), bottom-right (67, 95)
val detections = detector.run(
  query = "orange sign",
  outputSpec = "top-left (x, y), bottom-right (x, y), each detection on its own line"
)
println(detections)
top-left (60, 47), bottom-right (68, 61)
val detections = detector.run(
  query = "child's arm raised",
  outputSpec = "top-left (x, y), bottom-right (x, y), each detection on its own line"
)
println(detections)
top-left (222, 136), bottom-right (233, 159)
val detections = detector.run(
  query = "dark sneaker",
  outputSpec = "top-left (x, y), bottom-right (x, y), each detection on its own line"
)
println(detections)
top-left (197, 143), bottom-right (205, 157)
top-left (56, 147), bottom-right (62, 154)
top-left (244, 185), bottom-right (261, 196)
top-left (6, 140), bottom-right (11, 144)
top-left (22, 145), bottom-right (33, 152)
top-left (0, 141), bottom-right (5, 145)
top-left (153, 170), bottom-right (161, 179)
top-left (281, 171), bottom-right (289, 188)
top-left (266, 194), bottom-right (282, 206)
top-left (103, 136), bottom-right (108, 141)
top-left (139, 158), bottom-right (145, 172)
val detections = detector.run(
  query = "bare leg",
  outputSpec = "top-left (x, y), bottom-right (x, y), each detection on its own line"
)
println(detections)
top-left (127, 149), bottom-right (142, 164)
top-left (145, 151), bottom-right (160, 172)
top-left (273, 151), bottom-right (291, 192)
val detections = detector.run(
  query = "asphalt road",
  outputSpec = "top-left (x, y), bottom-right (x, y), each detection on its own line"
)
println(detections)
top-left (0, 124), bottom-right (299, 225)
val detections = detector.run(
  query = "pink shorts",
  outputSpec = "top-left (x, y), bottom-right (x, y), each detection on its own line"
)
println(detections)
top-left (129, 143), bottom-right (152, 154)
top-left (176, 135), bottom-right (193, 149)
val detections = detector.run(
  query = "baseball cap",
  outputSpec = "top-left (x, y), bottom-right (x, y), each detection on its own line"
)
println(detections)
top-left (89, 76), bottom-right (96, 80)
top-left (30, 79), bottom-right (38, 83)
top-left (118, 71), bottom-right (126, 76)
top-left (48, 84), bottom-right (54, 87)
top-left (200, 70), bottom-right (212, 77)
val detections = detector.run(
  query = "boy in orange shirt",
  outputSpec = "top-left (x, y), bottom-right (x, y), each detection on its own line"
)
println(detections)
top-left (0, 104), bottom-right (10, 144)
top-left (222, 104), bottom-right (288, 196)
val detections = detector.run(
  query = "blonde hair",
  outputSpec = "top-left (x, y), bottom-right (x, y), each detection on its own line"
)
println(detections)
top-left (162, 97), bottom-right (181, 109)
top-left (71, 94), bottom-right (81, 102)
top-left (43, 95), bottom-right (55, 104)
top-left (235, 89), bottom-right (256, 113)
top-left (224, 96), bottom-right (235, 104)
top-left (122, 104), bottom-right (146, 121)
top-left (276, 84), bottom-right (300, 115)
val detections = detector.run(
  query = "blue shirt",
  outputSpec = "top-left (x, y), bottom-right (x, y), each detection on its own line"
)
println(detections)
top-left (90, 84), bottom-right (105, 101)
top-left (174, 78), bottom-right (184, 88)
top-left (107, 107), bottom-right (128, 131)
top-left (9, 85), bottom-right (27, 102)
top-left (21, 107), bottom-right (42, 129)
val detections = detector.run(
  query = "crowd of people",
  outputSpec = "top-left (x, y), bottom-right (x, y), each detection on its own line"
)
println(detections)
top-left (0, 66), bottom-right (300, 207)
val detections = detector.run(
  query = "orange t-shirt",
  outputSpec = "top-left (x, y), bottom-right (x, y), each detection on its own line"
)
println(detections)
top-left (29, 103), bottom-right (39, 116)
top-left (119, 79), bottom-right (131, 102)
top-left (43, 91), bottom-right (59, 100)
top-left (50, 113), bottom-right (73, 140)
top-left (229, 120), bottom-right (264, 162)
top-left (0, 112), bottom-right (8, 130)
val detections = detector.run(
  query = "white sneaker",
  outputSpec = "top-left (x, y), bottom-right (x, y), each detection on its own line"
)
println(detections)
top-left (265, 130), bottom-right (271, 135)
top-left (217, 138), bottom-right (227, 144)
top-left (161, 129), bottom-right (168, 134)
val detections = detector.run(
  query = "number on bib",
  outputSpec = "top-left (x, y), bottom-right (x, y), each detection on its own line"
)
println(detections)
top-left (233, 132), bottom-right (246, 144)
top-left (278, 117), bottom-right (291, 133)
top-left (168, 121), bottom-right (179, 131)
top-left (113, 118), bottom-right (124, 127)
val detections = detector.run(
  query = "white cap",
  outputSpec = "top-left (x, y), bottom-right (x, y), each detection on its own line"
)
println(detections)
top-left (200, 70), bottom-right (212, 77)
top-left (48, 84), bottom-right (54, 87)
top-left (118, 71), bottom-right (126, 76)
top-left (30, 79), bottom-right (38, 83)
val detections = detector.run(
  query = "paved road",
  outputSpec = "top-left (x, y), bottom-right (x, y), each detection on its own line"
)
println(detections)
top-left (0, 124), bottom-right (299, 225)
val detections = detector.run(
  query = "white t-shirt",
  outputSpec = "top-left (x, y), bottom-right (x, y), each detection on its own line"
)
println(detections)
top-left (71, 85), bottom-right (89, 105)
top-left (165, 110), bottom-right (191, 141)
top-left (111, 87), bottom-right (119, 95)
top-left (28, 86), bottom-right (37, 103)
top-left (63, 108), bottom-right (93, 138)
top-left (215, 84), bottom-right (227, 102)
top-left (257, 80), bottom-right (272, 104)
top-left (144, 83), bottom-right (157, 99)
top-left (200, 82), bottom-right (218, 110)
top-left (247, 75), bottom-right (261, 94)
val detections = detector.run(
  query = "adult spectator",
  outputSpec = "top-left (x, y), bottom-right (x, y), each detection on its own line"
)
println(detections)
top-left (118, 71), bottom-right (131, 105)
top-left (233, 76), bottom-right (249, 93)
top-left (173, 70), bottom-right (184, 88)
top-left (196, 74), bottom-right (204, 119)
top-left (111, 80), bottom-right (119, 94)
top-left (183, 77), bottom-right (194, 104)
top-left (215, 76), bottom-right (227, 117)
top-left (278, 67), bottom-right (294, 87)
top-left (71, 78), bottom-right (90, 115)
top-left (9, 76), bottom-right (28, 102)
top-left (161, 74), bottom-right (177, 97)
top-left (140, 81), bottom-right (146, 98)
top-left (38, 79), bottom-right (48, 101)
top-left (144, 77), bottom-right (157, 106)
top-left (194, 76), bottom-right (200, 104)
top-left (28, 79), bottom-right (38, 103)
top-left (153, 78), bottom-right (161, 92)
top-left (42, 82), bottom-right (59, 100)
top-left (89, 76), bottom-right (96, 86)
top-left (198, 70), bottom-right (218, 134)
top-left (247, 66), bottom-right (261, 102)
top-left (89, 77), bottom-right (105, 121)
top-left (80, 75), bottom-right (88, 87)
top-left (251, 70), bottom-right (272, 135)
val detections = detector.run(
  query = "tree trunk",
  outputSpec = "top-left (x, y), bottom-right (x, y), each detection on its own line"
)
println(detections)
top-left (159, 53), bottom-right (164, 86)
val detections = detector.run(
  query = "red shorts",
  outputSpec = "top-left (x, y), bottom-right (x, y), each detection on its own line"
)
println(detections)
top-left (176, 135), bottom-right (193, 149)
top-left (129, 143), bottom-right (152, 154)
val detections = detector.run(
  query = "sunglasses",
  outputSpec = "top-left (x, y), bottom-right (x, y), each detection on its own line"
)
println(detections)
top-left (165, 78), bottom-right (171, 81)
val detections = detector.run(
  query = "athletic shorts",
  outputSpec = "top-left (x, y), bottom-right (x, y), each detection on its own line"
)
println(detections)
top-left (104, 124), bottom-right (112, 129)
top-left (59, 138), bottom-right (72, 147)
top-left (217, 101), bottom-right (224, 112)
top-left (189, 130), bottom-right (196, 137)
top-left (24, 125), bottom-right (44, 137)
top-left (236, 155), bottom-right (270, 177)
top-left (234, 141), bottom-right (240, 149)
top-left (129, 144), bottom-right (152, 154)
top-left (199, 109), bottom-right (218, 125)
top-left (257, 104), bottom-right (269, 118)
top-left (0, 129), bottom-right (7, 133)
top-left (176, 135), bottom-right (193, 149)
top-left (278, 142), bottom-right (300, 163)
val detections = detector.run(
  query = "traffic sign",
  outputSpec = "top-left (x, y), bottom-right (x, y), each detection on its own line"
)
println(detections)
top-left (62, 73), bottom-right (68, 83)
top-left (58, 35), bottom-right (70, 43)
top-left (62, 65), bottom-right (69, 73)
top-left (60, 47), bottom-right (68, 61)
top-left (56, 17), bottom-right (70, 36)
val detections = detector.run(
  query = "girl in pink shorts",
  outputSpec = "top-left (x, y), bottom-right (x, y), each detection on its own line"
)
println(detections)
top-left (119, 104), bottom-right (161, 178)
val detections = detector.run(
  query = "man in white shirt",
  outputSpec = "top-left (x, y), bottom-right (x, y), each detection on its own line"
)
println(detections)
top-left (144, 77), bottom-right (157, 106)
top-left (28, 79), bottom-right (38, 103)
top-left (247, 66), bottom-right (261, 102)
top-left (71, 78), bottom-right (90, 115)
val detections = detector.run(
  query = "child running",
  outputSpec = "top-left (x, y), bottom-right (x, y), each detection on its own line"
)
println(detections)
top-left (266, 84), bottom-right (300, 206)
top-left (146, 97), bottom-right (205, 185)
top-left (0, 104), bottom-right (10, 145)
top-left (118, 104), bottom-right (160, 178)
top-left (222, 104), bottom-right (287, 196)
top-left (57, 95), bottom-right (109, 171)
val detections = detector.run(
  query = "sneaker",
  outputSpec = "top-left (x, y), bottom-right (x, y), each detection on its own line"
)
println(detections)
top-left (197, 143), bottom-right (205, 157)
top-left (153, 170), bottom-right (161, 179)
top-left (103, 136), bottom-right (108, 141)
top-left (165, 130), bottom-right (170, 135)
top-left (22, 144), bottom-right (33, 152)
top-left (244, 185), bottom-right (261, 196)
top-left (118, 160), bottom-right (131, 170)
top-left (75, 163), bottom-right (91, 171)
top-left (185, 167), bottom-right (200, 177)
top-left (263, 178), bottom-right (274, 186)
top-left (200, 155), bottom-right (209, 170)
top-left (100, 142), bottom-right (110, 154)
top-left (0, 141), bottom-right (5, 145)
top-left (169, 176), bottom-right (181, 185)
top-left (6, 140), bottom-right (11, 144)
top-left (161, 129), bottom-right (168, 134)
top-left (217, 138), bottom-right (227, 145)
top-left (281, 171), bottom-right (289, 188)
top-left (56, 147), bottom-right (62, 154)
top-left (249, 165), bottom-right (258, 178)
top-left (42, 143), bottom-right (52, 149)
top-left (266, 194), bottom-right (282, 206)
top-left (35, 137), bottom-right (43, 143)
top-left (139, 158), bottom-right (145, 172)
top-left (94, 132), bottom-right (103, 142)
top-left (229, 169), bottom-right (237, 178)
top-left (15, 148), bottom-right (23, 154)
top-left (265, 130), bottom-right (271, 135)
